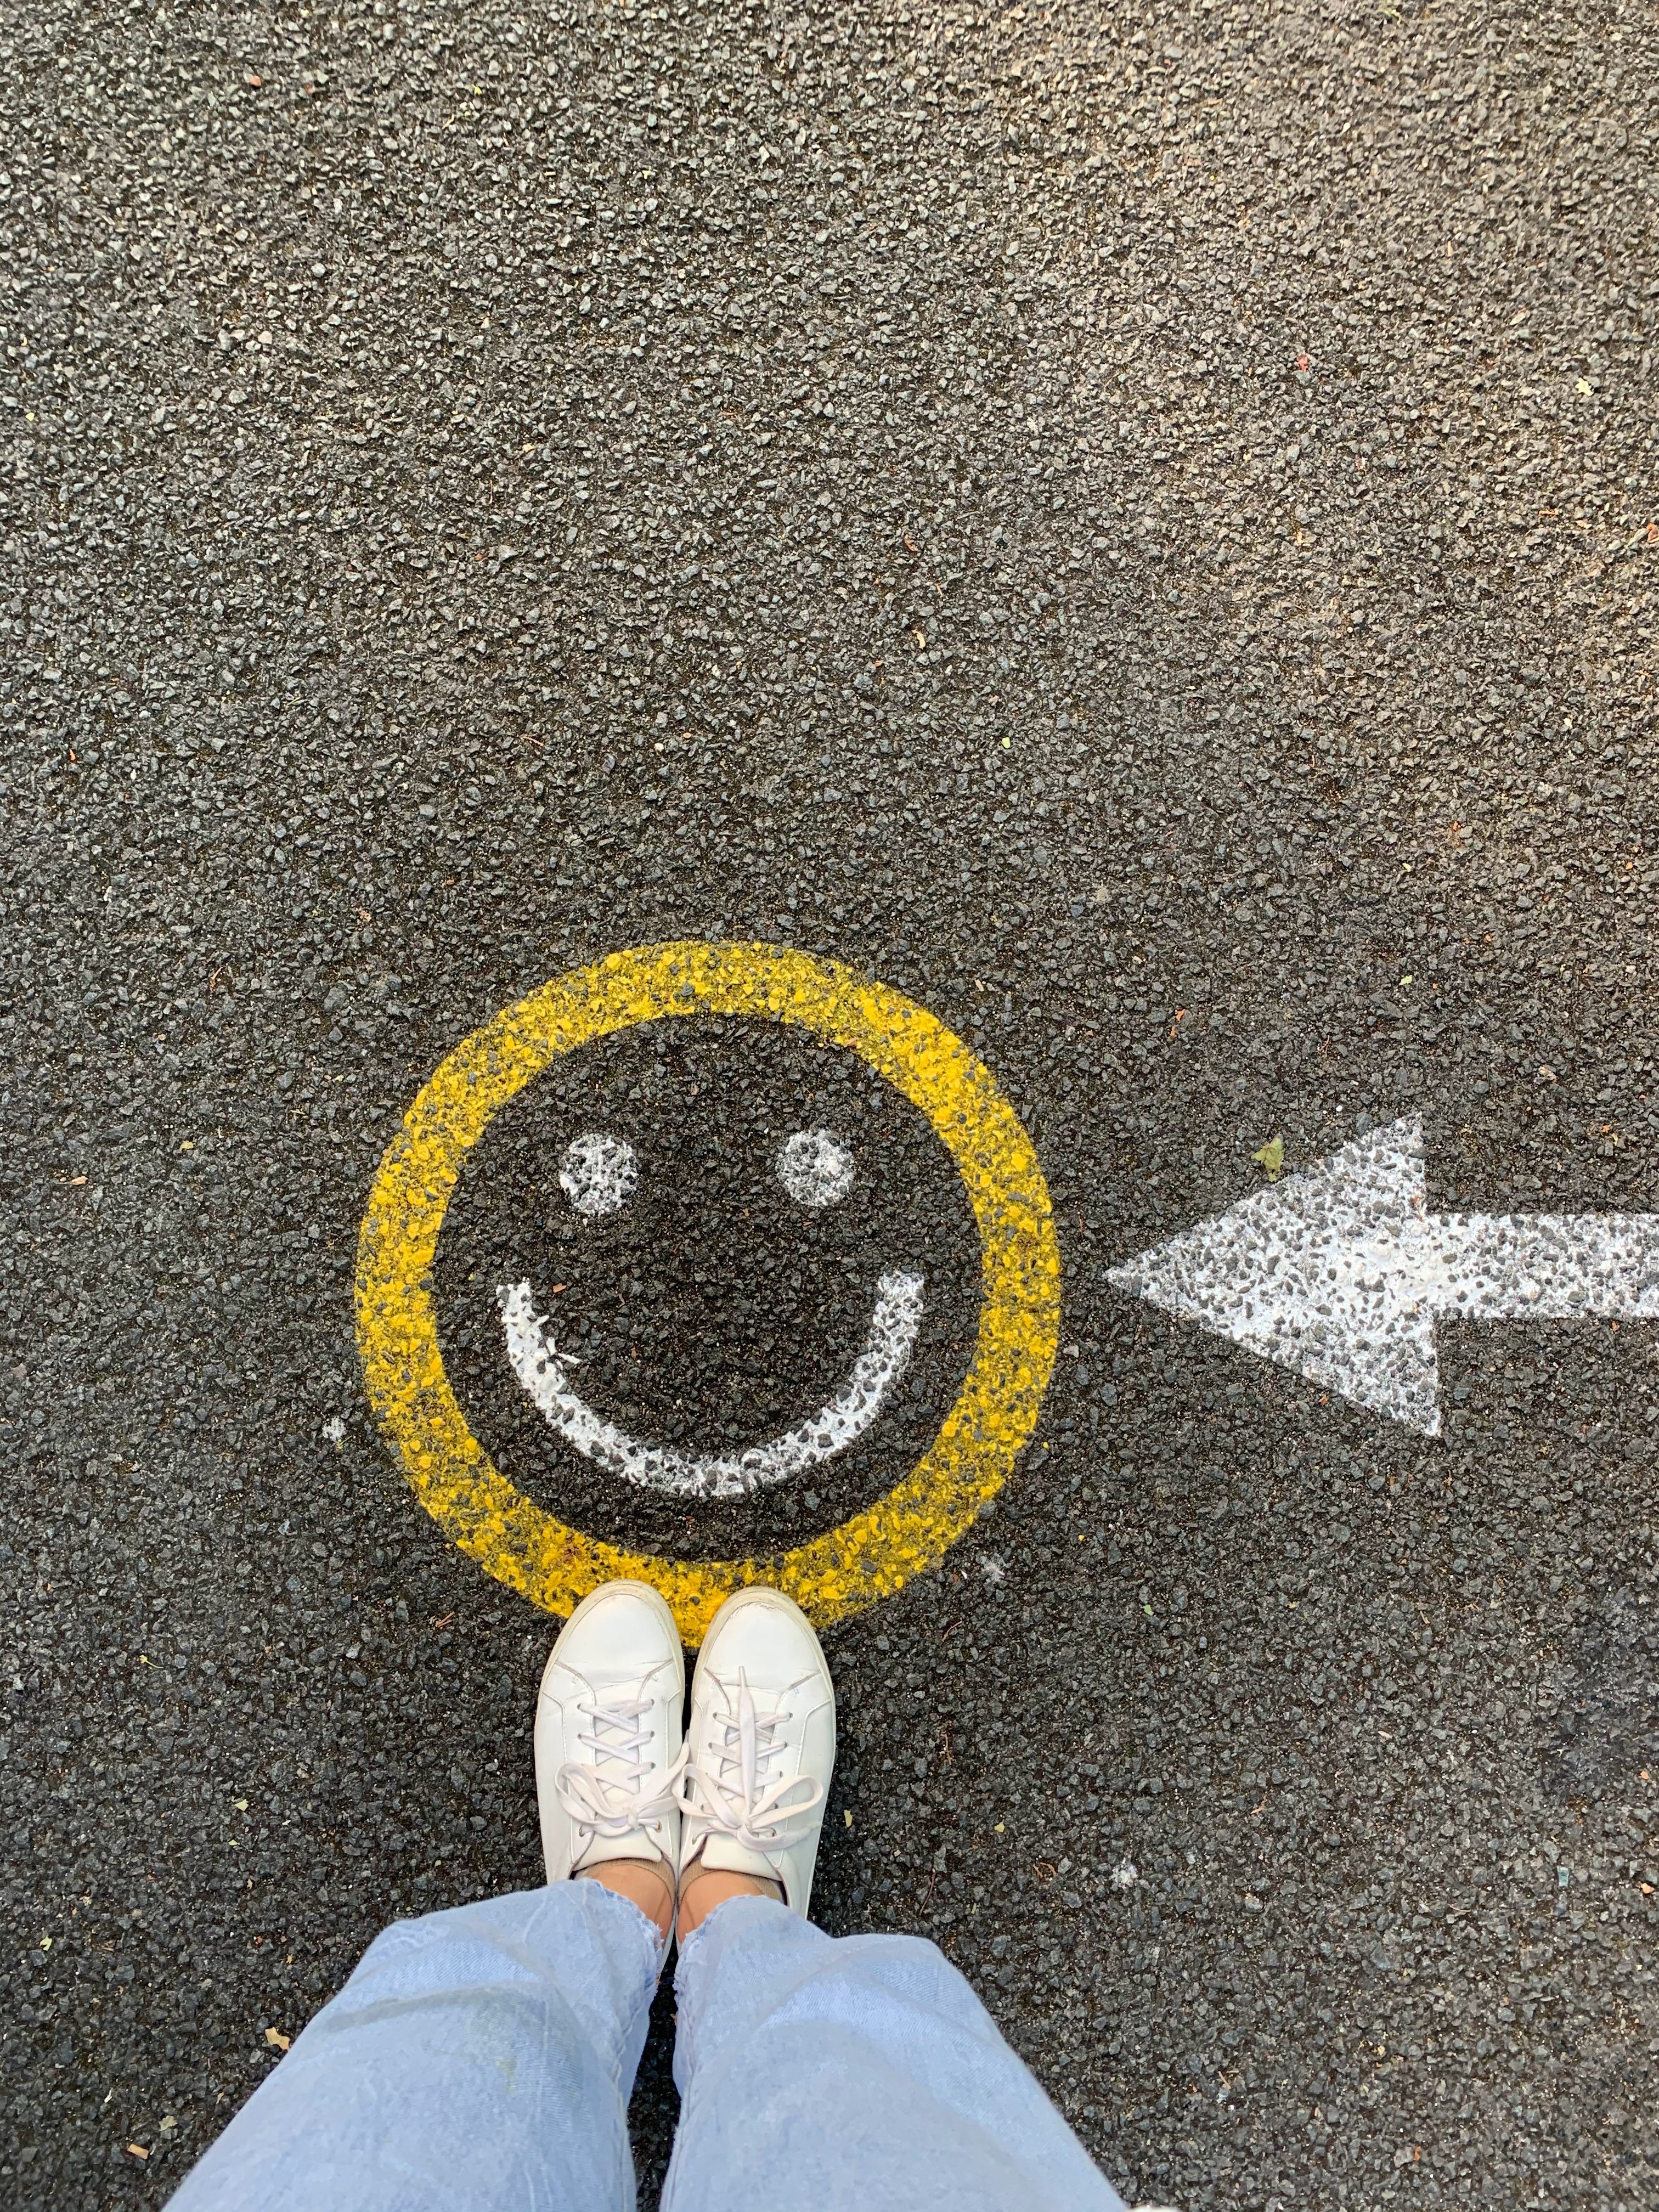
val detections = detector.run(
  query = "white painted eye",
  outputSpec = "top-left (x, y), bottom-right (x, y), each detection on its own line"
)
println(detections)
top-left (558, 1131), bottom-right (638, 1217)
top-left (776, 1127), bottom-right (854, 1210)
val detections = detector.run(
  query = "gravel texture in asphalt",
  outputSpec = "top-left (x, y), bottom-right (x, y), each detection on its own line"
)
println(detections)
top-left (3, 0), bottom-right (1657, 2204)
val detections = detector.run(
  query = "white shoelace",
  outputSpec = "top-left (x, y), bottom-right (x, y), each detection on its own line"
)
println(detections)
top-left (678, 1672), bottom-right (823, 1854)
top-left (555, 1692), bottom-right (686, 1839)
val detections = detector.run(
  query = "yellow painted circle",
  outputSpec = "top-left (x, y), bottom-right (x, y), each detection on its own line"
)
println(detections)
top-left (354, 941), bottom-right (1060, 1644)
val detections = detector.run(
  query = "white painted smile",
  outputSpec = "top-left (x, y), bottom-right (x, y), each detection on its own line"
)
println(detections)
top-left (496, 1269), bottom-right (926, 1501)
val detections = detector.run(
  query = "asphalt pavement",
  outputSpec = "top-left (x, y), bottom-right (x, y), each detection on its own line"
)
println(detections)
top-left (4, 0), bottom-right (1657, 2204)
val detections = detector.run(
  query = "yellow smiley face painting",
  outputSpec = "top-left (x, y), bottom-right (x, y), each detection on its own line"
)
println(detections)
top-left (356, 941), bottom-right (1060, 1644)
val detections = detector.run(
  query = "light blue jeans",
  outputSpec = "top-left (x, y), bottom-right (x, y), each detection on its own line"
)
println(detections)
top-left (168, 1885), bottom-right (1130, 2211)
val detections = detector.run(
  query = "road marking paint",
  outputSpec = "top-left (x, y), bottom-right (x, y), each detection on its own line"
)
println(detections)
top-left (558, 1130), bottom-right (638, 1216)
top-left (1109, 1117), bottom-right (1659, 1434)
top-left (355, 941), bottom-right (1059, 1642)
top-left (776, 1125), bottom-right (855, 1208)
top-left (499, 1267), bottom-right (925, 1499)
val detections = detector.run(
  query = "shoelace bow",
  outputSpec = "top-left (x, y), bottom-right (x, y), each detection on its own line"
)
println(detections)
top-left (677, 1672), bottom-right (823, 1853)
top-left (556, 1692), bottom-right (687, 1839)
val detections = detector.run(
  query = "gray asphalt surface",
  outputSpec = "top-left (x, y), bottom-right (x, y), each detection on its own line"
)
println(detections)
top-left (4, 0), bottom-right (1658, 2204)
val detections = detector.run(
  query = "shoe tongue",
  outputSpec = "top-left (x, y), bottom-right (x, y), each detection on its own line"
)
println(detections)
top-left (582, 1676), bottom-right (651, 1777)
top-left (573, 1832), bottom-right (665, 1875)
top-left (696, 1830), bottom-right (785, 1889)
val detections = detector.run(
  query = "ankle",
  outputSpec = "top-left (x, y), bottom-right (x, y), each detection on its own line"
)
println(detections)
top-left (578, 1858), bottom-right (675, 1942)
top-left (675, 1866), bottom-right (783, 1942)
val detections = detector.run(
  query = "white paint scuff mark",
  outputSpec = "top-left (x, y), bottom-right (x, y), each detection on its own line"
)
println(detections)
top-left (776, 1126), bottom-right (854, 1209)
top-left (323, 1416), bottom-right (346, 1446)
top-left (558, 1131), bottom-right (638, 1217)
top-left (498, 1269), bottom-right (926, 1498)
top-left (1107, 1119), bottom-right (1659, 1435)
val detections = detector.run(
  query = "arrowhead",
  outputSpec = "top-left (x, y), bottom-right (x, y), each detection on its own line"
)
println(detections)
top-left (1107, 1119), bottom-right (1442, 1434)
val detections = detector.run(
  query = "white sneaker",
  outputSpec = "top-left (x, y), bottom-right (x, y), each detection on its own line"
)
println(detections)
top-left (676, 1587), bottom-right (836, 1917)
top-left (534, 1579), bottom-right (686, 1890)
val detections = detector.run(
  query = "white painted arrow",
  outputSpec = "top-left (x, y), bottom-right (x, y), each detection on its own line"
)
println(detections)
top-left (1107, 1119), bottom-right (1659, 1435)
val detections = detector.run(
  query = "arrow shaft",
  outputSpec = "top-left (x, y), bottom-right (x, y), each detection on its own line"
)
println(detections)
top-left (1423, 1212), bottom-right (1659, 1321)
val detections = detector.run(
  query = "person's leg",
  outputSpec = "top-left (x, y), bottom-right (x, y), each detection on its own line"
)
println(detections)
top-left (663, 1586), bottom-right (1132, 2212)
top-left (167, 1580), bottom-right (689, 2211)
top-left (664, 1896), bottom-right (1129, 2212)
top-left (167, 1880), bottom-right (662, 2212)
